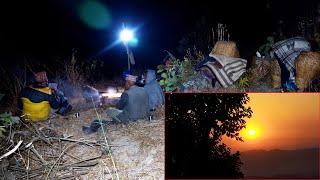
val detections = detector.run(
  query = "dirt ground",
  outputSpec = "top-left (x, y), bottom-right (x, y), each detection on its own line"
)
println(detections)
top-left (1, 98), bottom-right (164, 180)
top-left (49, 104), bottom-right (164, 180)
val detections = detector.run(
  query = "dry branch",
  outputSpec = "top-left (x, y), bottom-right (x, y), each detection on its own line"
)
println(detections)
top-left (0, 140), bottom-right (23, 160)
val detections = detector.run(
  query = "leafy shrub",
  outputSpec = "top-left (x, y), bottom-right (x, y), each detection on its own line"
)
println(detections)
top-left (157, 57), bottom-right (197, 92)
top-left (235, 72), bottom-right (251, 90)
top-left (258, 36), bottom-right (275, 58)
top-left (0, 112), bottom-right (20, 138)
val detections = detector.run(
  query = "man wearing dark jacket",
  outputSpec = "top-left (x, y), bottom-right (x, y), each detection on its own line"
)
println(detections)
top-left (19, 71), bottom-right (72, 121)
top-left (107, 74), bottom-right (149, 122)
top-left (82, 74), bottom-right (150, 134)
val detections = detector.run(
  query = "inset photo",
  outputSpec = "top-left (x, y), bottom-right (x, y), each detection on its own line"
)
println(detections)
top-left (165, 93), bottom-right (319, 179)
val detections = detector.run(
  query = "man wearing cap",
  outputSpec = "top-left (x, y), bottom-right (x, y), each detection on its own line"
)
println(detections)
top-left (82, 74), bottom-right (149, 134)
top-left (19, 71), bottom-right (72, 122)
top-left (107, 74), bottom-right (149, 122)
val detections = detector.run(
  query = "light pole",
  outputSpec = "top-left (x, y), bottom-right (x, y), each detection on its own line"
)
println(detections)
top-left (119, 24), bottom-right (135, 71)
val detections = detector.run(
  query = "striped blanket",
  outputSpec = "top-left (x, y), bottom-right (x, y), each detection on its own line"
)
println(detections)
top-left (271, 37), bottom-right (311, 81)
top-left (202, 54), bottom-right (247, 88)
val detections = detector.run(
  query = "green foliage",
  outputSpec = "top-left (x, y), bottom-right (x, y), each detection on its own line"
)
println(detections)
top-left (0, 127), bottom-right (6, 138)
top-left (0, 112), bottom-right (20, 138)
top-left (236, 72), bottom-right (251, 90)
top-left (259, 36), bottom-right (275, 58)
top-left (157, 57), bottom-right (197, 92)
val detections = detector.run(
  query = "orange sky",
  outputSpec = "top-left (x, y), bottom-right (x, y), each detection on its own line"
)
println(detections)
top-left (223, 93), bottom-right (320, 152)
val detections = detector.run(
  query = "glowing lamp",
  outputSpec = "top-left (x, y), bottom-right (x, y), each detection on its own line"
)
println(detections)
top-left (119, 29), bottom-right (134, 43)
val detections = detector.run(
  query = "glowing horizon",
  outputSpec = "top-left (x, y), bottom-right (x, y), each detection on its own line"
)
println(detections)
top-left (223, 93), bottom-right (320, 152)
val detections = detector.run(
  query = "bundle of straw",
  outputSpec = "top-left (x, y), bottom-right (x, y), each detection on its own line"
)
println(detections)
top-left (295, 51), bottom-right (320, 91)
top-left (250, 57), bottom-right (271, 82)
top-left (211, 41), bottom-right (240, 58)
top-left (270, 59), bottom-right (281, 88)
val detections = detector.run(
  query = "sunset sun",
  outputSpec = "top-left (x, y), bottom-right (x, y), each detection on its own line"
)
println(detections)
top-left (242, 124), bottom-right (261, 140)
top-left (248, 129), bottom-right (256, 136)
top-left (245, 128), bottom-right (258, 139)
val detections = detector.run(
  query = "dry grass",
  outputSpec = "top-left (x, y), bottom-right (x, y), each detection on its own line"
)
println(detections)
top-left (270, 59), bottom-right (282, 88)
top-left (295, 51), bottom-right (320, 91)
top-left (48, 105), bottom-right (164, 179)
top-left (211, 41), bottom-right (240, 58)
top-left (1, 101), bottom-right (164, 179)
top-left (0, 66), bottom-right (25, 113)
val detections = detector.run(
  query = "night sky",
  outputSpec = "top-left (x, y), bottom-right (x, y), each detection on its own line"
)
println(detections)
top-left (0, 0), bottom-right (318, 78)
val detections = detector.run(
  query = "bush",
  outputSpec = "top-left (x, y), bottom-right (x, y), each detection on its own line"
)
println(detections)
top-left (157, 57), bottom-right (197, 92)
top-left (0, 112), bottom-right (20, 138)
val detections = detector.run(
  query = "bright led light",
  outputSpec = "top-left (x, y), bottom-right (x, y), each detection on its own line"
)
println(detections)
top-left (107, 87), bottom-right (116, 94)
top-left (101, 87), bottom-right (123, 98)
top-left (101, 92), bottom-right (122, 98)
top-left (120, 29), bottom-right (134, 42)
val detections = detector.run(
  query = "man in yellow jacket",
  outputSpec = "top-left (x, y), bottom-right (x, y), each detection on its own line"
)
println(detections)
top-left (19, 71), bottom-right (72, 122)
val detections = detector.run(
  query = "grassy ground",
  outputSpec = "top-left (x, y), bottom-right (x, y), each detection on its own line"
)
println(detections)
top-left (1, 97), bottom-right (164, 179)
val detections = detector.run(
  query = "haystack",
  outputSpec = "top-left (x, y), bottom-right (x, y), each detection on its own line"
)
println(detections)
top-left (295, 51), bottom-right (320, 91)
top-left (250, 57), bottom-right (271, 82)
top-left (211, 41), bottom-right (240, 58)
top-left (270, 59), bottom-right (281, 88)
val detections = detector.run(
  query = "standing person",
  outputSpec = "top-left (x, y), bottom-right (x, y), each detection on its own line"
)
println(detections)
top-left (83, 74), bottom-right (149, 134)
top-left (144, 69), bottom-right (164, 111)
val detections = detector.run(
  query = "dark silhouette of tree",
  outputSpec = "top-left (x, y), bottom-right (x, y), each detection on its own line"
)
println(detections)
top-left (165, 93), bottom-right (252, 178)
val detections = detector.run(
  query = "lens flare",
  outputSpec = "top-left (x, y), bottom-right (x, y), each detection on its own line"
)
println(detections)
top-left (78, 0), bottom-right (112, 29)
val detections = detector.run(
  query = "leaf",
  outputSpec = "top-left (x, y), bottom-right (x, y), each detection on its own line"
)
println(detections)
top-left (161, 73), bottom-right (168, 79)
top-left (170, 71), bottom-right (176, 77)
top-left (165, 86), bottom-right (171, 92)
top-left (0, 112), bottom-right (14, 126)
top-left (167, 81), bottom-right (174, 86)
top-left (171, 76), bottom-right (178, 83)
top-left (157, 65), bottom-right (165, 73)
top-left (157, 69), bottom-right (165, 74)
top-left (0, 112), bottom-right (11, 118)
top-left (267, 36), bottom-right (274, 44)
top-left (159, 79), bottom-right (165, 86)
top-left (0, 127), bottom-right (6, 138)
top-left (11, 116), bottom-right (20, 124)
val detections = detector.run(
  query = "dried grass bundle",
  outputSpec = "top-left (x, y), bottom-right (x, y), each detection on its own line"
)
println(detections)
top-left (270, 59), bottom-right (281, 88)
top-left (295, 51), bottom-right (320, 91)
top-left (250, 57), bottom-right (271, 82)
top-left (211, 41), bottom-right (240, 58)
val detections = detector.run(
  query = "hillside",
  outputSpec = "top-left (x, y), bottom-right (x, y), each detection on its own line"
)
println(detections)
top-left (241, 148), bottom-right (319, 178)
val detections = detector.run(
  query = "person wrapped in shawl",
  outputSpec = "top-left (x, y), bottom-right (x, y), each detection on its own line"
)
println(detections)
top-left (144, 69), bottom-right (164, 111)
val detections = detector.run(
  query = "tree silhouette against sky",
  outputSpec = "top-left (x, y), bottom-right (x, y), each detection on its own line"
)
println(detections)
top-left (165, 93), bottom-right (252, 179)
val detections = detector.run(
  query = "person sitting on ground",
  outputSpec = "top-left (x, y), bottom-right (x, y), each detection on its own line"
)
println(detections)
top-left (48, 81), bottom-right (73, 116)
top-left (82, 74), bottom-right (150, 134)
top-left (107, 74), bottom-right (149, 123)
top-left (144, 69), bottom-right (164, 111)
top-left (19, 71), bottom-right (72, 122)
